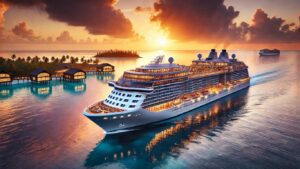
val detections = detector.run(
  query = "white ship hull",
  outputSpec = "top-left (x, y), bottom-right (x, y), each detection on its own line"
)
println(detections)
top-left (84, 81), bottom-right (250, 134)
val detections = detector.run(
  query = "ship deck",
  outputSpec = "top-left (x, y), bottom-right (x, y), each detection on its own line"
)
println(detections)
top-left (88, 101), bottom-right (124, 114)
top-left (145, 79), bottom-right (249, 112)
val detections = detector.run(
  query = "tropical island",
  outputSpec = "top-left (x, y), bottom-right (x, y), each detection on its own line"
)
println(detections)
top-left (0, 54), bottom-right (101, 77)
top-left (94, 50), bottom-right (140, 58)
top-left (0, 50), bottom-right (140, 79)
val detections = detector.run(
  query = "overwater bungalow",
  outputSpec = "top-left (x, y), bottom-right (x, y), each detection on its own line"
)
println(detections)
top-left (97, 63), bottom-right (115, 73)
top-left (63, 68), bottom-right (86, 82)
top-left (30, 68), bottom-right (52, 83)
top-left (0, 69), bottom-right (12, 85)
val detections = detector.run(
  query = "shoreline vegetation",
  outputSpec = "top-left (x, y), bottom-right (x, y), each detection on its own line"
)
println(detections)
top-left (94, 50), bottom-right (140, 58)
top-left (0, 54), bottom-right (101, 78)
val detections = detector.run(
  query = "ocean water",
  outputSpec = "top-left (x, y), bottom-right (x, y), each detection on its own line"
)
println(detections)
top-left (0, 50), bottom-right (299, 169)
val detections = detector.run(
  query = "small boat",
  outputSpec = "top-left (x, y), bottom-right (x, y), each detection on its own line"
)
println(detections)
top-left (259, 49), bottom-right (280, 56)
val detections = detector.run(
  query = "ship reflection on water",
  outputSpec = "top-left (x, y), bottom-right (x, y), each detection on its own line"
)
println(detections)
top-left (259, 54), bottom-right (280, 64)
top-left (85, 89), bottom-right (249, 169)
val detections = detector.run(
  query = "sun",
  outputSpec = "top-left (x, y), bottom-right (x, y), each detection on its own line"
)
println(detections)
top-left (157, 36), bottom-right (168, 46)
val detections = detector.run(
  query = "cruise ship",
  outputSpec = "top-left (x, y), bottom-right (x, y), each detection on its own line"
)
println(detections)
top-left (259, 49), bottom-right (280, 56)
top-left (84, 49), bottom-right (250, 134)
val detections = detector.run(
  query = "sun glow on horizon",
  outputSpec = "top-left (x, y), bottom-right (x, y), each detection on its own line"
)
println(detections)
top-left (157, 36), bottom-right (168, 46)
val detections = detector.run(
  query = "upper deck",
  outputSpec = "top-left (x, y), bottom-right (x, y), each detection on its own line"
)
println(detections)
top-left (113, 49), bottom-right (248, 89)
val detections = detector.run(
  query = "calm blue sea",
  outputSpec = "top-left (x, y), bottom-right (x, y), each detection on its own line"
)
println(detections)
top-left (0, 50), bottom-right (299, 169)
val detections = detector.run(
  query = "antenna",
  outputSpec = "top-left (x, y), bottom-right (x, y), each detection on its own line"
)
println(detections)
top-left (151, 55), bottom-right (164, 64)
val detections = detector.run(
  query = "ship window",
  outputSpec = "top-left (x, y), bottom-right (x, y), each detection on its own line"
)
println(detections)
top-left (113, 116), bottom-right (117, 119)
top-left (124, 99), bottom-right (129, 102)
top-left (127, 94), bottom-right (132, 97)
top-left (119, 98), bottom-right (123, 101)
top-left (129, 105), bottom-right (136, 108)
top-left (135, 95), bottom-right (142, 98)
top-left (115, 97), bottom-right (119, 100)
top-left (118, 93), bottom-right (121, 96)
top-left (132, 100), bottom-right (138, 103)
top-left (112, 102), bottom-right (115, 105)
top-left (109, 101), bottom-right (112, 104)
top-left (122, 94), bottom-right (125, 96)
top-left (103, 117), bottom-right (108, 120)
top-left (127, 114), bottom-right (131, 117)
top-left (121, 104), bottom-right (125, 107)
top-left (116, 103), bottom-right (119, 106)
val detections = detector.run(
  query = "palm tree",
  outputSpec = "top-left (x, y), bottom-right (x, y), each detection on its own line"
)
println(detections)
top-left (54, 58), bottom-right (59, 63)
top-left (11, 54), bottom-right (17, 60)
top-left (81, 57), bottom-right (85, 63)
top-left (60, 55), bottom-right (66, 63)
top-left (51, 56), bottom-right (55, 62)
top-left (93, 58), bottom-right (100, 64)
top-left (43, 56), bottom-right (48, 63)
top-left (70, 57), bottom-right (76, 64)
top-left (0, 57), bottom-right (5, 64)
top-left (44, 57), bottom-right (49, 63)
top-left (26, 56), bottom-right (31, 63)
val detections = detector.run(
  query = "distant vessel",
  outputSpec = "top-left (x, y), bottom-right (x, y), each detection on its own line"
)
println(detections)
top-left (84, 49), bottom-right (250, 134)
top-left (259, 49), bottom-right (280, 56)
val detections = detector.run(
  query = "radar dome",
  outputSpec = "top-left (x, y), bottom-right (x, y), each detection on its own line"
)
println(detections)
top-left (197, 53), bottom-right (202, 60)
top-left (168, 57), bottom-right (174, 64)
top-left (231, 54), bottom-right (236, 59)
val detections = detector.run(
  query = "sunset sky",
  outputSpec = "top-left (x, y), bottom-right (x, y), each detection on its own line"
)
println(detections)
top-left (0, 0), bottom-right (299, 51)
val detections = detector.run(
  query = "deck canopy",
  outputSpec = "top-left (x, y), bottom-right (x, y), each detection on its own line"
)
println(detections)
top-left (63, 68), bottom-right (86, 81)
top-left (97, 63), bottom-right (115, 72)
top-left (30, 68), bottom-right (51, 83)
top-left (0, 69), bottom-right (12, 84)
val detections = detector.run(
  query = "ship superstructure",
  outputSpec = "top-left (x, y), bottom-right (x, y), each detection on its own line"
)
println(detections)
top-left (84, 49), bottom-right (250, 133)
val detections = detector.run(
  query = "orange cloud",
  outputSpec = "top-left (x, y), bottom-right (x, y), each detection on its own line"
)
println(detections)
top-left (0, 1), bottom-right (8, 34)
top-left (247, 9), bottom-right (300, 43)
top-left (3, 0), bottom-right (135, 38)
top-left (12, 22), bottom-right (40, 40)
top-left (56, 31), bottom-right (76, 43)
top-left (151, 0), bottom-right (300, 44)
